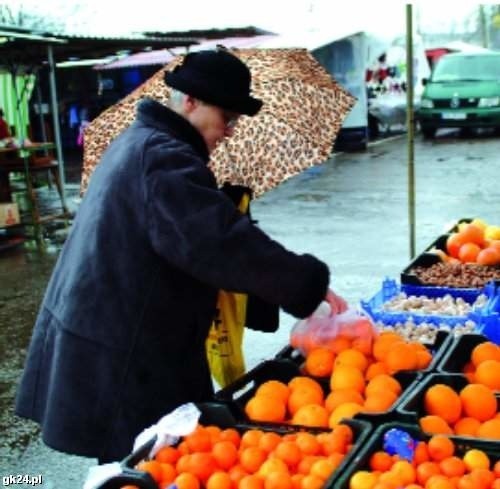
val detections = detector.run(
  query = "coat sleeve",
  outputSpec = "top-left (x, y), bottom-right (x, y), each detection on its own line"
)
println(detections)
top-left (143, 141), bottom-right (329, 319)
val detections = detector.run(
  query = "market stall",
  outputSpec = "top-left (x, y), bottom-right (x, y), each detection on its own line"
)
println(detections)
top-left (86, 217), bottom-right (500, 489)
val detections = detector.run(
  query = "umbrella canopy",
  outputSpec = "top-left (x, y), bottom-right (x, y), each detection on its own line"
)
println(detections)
top-left (81, 48), bottom-right (355, 197)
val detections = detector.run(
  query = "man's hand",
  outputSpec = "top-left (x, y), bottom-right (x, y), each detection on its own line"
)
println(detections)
top-left (325, 289), bottom-right (348, 315)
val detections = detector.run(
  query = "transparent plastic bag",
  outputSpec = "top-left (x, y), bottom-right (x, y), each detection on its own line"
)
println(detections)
top-left (290, 302), bottom-right (376, 355)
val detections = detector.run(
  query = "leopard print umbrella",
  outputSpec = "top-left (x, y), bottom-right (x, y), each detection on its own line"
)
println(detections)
top-left (81, 48), bottom-right (355, 198)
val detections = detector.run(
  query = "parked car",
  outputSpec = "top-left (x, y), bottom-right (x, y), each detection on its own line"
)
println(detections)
top-left (417, 51), bottom-right (500, 138)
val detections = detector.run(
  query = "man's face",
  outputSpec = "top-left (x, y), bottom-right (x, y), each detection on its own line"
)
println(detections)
top-left (185, 97), bottom-right (240, 153)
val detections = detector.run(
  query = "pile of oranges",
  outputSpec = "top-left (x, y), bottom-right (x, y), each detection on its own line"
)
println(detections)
top-left (348, 433), bottom-right (500, 489)
top-left (418, 341), bottom-right (500, 440)
top-left (438, 220), bottom-right (500, 265)
top-left (244, 331), bottom-right (432, 429)
top-left (129, 422), bottom-right (355, 489)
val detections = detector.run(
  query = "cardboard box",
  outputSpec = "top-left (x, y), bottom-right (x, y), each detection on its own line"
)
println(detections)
top-left (0, 202), bottom-right (20, 228)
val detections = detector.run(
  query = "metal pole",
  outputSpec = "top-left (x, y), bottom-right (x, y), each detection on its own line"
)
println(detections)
top-left (35, 74), bottom-right (48, 143)
top-left (406, 4), bottom-right (416, 259)
top-left (47, 44), bottom-right (67, 210)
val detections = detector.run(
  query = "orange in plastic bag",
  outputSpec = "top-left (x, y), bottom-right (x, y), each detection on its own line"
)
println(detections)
top-left (290, 303), bottom-right (376, 355)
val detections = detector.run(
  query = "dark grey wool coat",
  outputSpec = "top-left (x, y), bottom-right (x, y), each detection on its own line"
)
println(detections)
top-left (15, 98), bottom-right (329, 462)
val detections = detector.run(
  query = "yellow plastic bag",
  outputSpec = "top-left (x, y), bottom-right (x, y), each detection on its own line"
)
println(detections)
top-left (206, 190), bottom-right (250, 387)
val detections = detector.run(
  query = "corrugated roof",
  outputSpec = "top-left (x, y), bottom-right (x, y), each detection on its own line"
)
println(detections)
top-left (97, 34), bottom-right (277, 70)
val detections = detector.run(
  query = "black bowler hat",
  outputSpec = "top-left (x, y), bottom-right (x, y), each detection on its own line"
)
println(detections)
top-left (164, 50), bottom-right (263, 116)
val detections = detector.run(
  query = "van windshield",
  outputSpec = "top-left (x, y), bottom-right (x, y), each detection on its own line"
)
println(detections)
top-left (432, 55), bottom-right (500, 82)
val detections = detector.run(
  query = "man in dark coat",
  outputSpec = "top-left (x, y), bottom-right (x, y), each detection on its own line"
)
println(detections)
top-left (15, 50), bottom-right (347, 463)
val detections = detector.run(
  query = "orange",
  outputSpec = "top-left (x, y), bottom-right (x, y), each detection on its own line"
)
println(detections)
top-left (327, 452), bottom-right (345, 471)
top-left (327, 335), bottom-right (351, 354)
top-left (325, 389), bottom-right (364, 412)
top-left (391, 459), bottom-right (417, 485)
top-left (348, 470), bottom-right (378, 489)
top-left (458, 242), bottom-right (481, 263)
top-left (333, 423), bottom-right (354, 444)
top-left (187, 452), bottom-right (218, 482)
top-left (305, 347), bottom-right (335, 377)
top-left (176, 454), bottom-right (192, 474)
top-left (294, 432), bottom-right (321, 455)
top-left (362, 390), bottom-right (398, 413)
top-left (288, 376), bottom-right (323, 395)
top-left (228, 465), bottom-right (249, 486)
top-left (291, 404), bottom-right (329, 428)
top-left (158, 463), bottom-right (177, 485)
top-left (413, 441), bottom-right (430, 465)
top-left (469, 468), bottom-right (495, 489)
top-left (477, 247), bottom-right (500, 265)
top-left (155, 446), bottom-right (180, 464)
top-left (365, 362), bottom-right (389, 380)
top-left (175, 472), bottom-right (200, 489)
top-left (238, 474), bottom-right (265, 489)
top-left (220, 428), bottom-right (241, 446)
top-left (459, 224), bottom-right (485, 246)
top-left (330, 365), bottom-right (366, 393)
top-left (263, 471), bottom-right (293, 489)
top-left (415, 349), bottom-right (433, 370)
top-left (258, 458), bottom-right (289, 478)
top-left (416, 461), bottom-right (441, 485)
top-left (240, 429), bottom-right (263, 448)
top-left (296, 455), bottom-right (322, 475)
top-left (425, 476), bottom-right (454, 489)
top-left (258, 432), bottom-right (282, 453)
top-left (439, 456), bottom-right (466, 477)
top-left (368, 451), bottom-right (393, 472)
top-left (453, 417), bottom-right (481, 437)
top-left (427, 435), bottom-right (454, 462)
top-left (274, 441), bottom-right (302, 468)
top-left (239, 446), bottom-right (267, 473)
top-left (459, 383), bottom-right (497, 421)
top-left (291, 473), bottom-right (304, 489)
top-left (372, 333), bottom-right (403, 362)
top-left (245, 395), bottom-right (287, 423)
top-left (384, 342), bottom-right (419, 373)
top-left (424, 384), bottom-right (462, 424)
top-left (463, 449), bottom-right (490, 471)
top-left (351, 337), bottom-right (373, 356)
top-left (477, 418), bottom-right (500, 439)
top-left (212, 440), bottom-right (238, 470)
top-left (446, 233), bottom-right (468, 258)
top-left (310, 458), bottom-right (336, 481)
top-left (136, 460), bottom-right (164, 483)
top-left (287, 386), bottom-right (324, 416)
top-left (206, 471), bottom-right (232, 489)
top-left (328, 402), bottom-right (362, 428)
top-left (334, 348), bottom-right (369, 373)
top-left (419, 415), bottom-right (453, 435)
top-left (317, 431), bottom-right (347, 455)
top-left (185, 427), bottom-right (212, 452)
top-left (471, 341), bottom-right (500, 367)
top-left (365, 374), bottom-right (402, 397)
top-left (256, 380), bottom-right (291, 404)
top-left (205, 425), bottom-right (222, 443)
top-left (475, 359), bottom-right (500, 390)
top-left (493, 459), bottom-right (500, 477)
top-left (300, 473), bottom-right (325, 489)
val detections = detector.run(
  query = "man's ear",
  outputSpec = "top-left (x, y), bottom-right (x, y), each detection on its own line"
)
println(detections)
top-left (183, 94), bottom-right (199, 114)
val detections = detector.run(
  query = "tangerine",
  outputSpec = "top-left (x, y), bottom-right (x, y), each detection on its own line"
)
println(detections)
top-left (310, 458), bottom-right (336, 481)
top-left (362, 390), bottom-right (398, 413)
top-left (258, 458), bottom-right (289, 478)
top-left (175, 473), bottom-right (200, 489)
top-left (349, 470), bottom-right (378, 489)
top-left (274, 441), bottom-right (302, 468)
top-left (295, 432), bottom-right (321, 455)
top-left (155, 446), bottom-right (180, 465)
top-left (291, 404), bottom-right (329, 428)
top-left (256, 380), bottom-right (290, 404)
top-left (459, 224), bottom-right (485, 246)
top-left (238, 474), bottom-right (265, 489)
top-left (245, 395), bottom-right (286, 423)
top-left (325, 389), bottom-right (364, 412)
top-left (206, 471), bottom-right (232, 489)
top-left (330, 365), bottom-right (366, 393)
top-left (384, 342), bottom-right (419, 373)
top-left (446, 233), bottom-right (468, 258)
top-left (187, 452), bottom-right (218, 482)
top-left (476, 247), bottom-right (500, 265)
top-left (365, 374), bottom-right (402, 397)
top-left (424, 384), bottom-right (462, 424)
top-left (365, 362), bottom-right (389, 380)
top-left (239, 446), bottom-right (267, 474)
top-left (439, 456), bottom-right (466, 477)
top-left (475, 359), bottom-right (500, 390)
top-left (305, 347), bottom-right (335, 377)
top-left (334, 348), bottom-right (369, 372)
top-left (328, 402), bottom-right (362, 428)
top-left (463, 449), bottom-right (490, 471)
top-left (212, 440), bottom-right (238, 470)
top-left (471, 341), bottom-right (500, 367)
top-left (459, 383), bottom-right (497, 421)
top-left (368, 451), bottom-right (393, 471)
top-left (419, 415), bottom-right (453, 435)
top-left (453, 417), bottom-right (481, 437)
top-left (427, 435), bottom-right (455, 461)
top-left (416, 461), bottom-right (441, 485)
top-left (477, 418), bottom-right (500, 439)
top-left (287, 386), bottom-right (324, 416)
top-left (258, 432), bottom-right (282, 453)
top-left (264, 471), bottom-right (293, 489)
top-left (136, 460), bottom-right (163, 483)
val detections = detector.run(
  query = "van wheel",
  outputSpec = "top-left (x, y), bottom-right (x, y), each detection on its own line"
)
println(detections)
top-left (421, 126), bottom-right (436, 139)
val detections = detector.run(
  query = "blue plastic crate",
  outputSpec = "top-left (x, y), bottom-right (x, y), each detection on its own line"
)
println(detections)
top-left (361, 278), bottom-right (499, 332)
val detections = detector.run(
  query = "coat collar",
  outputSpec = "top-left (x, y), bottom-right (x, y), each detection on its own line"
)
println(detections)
top-left (136, 98), bottom-right (209, 161)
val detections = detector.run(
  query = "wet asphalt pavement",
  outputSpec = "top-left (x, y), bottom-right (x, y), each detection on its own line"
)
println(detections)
top-left (1, 129), bottom-right (499, 487)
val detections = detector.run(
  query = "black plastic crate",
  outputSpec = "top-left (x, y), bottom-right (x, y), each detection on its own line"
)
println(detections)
top-left (397, 372), bottom-right (500, 430)
top-left (331, 420), bottom-right (500, 489)
top-left (436, 333), bottom-right (491, 373)
top-left (95, 401), bottom-right (373, 489)
top-left (215, 357), bottom-right (423, 426)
